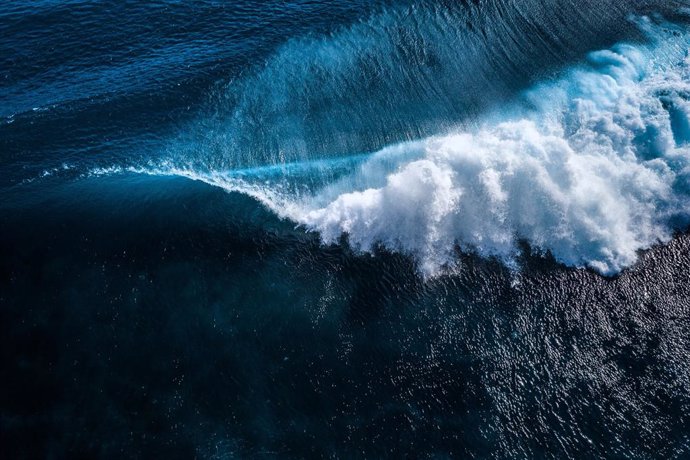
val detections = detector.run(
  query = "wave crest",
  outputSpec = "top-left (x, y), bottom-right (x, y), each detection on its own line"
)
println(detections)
top-left (153, 18), bottom-right (690, 277)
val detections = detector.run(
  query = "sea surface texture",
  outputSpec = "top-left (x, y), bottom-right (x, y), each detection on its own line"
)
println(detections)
top-left (3, 1), bottom-right (690, 458)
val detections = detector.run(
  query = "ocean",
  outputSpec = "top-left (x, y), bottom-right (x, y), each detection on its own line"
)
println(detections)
top-left (2, 0), bottom-right (690, 458)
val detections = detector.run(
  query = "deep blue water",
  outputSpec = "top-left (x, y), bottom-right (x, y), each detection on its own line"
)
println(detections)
top-left (3, 1), bottom-right (690, 458)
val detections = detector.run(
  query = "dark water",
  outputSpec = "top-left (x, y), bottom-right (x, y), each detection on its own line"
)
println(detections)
top-left (3, 1), bottom-right (690, 458)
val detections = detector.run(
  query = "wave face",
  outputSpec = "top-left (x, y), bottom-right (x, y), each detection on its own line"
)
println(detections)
top-left (159, 16), bottom-right (690, 276)
top-left (174, 0), bottom-right (682, 171)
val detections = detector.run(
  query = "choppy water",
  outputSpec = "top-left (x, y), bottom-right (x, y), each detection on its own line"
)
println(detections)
top-left (3, 1), bottom-right (690, 458)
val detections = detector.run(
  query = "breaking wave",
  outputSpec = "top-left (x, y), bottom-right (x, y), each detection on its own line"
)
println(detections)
top-left (146, 16), bottom-right (690, 277)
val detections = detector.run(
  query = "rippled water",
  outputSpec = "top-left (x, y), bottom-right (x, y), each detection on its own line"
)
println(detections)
top-left (2, 1), bottom-right (690, 458)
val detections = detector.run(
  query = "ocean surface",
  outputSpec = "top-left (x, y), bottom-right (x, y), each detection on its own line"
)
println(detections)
top-left (3, 0), bottom-right (690, 458)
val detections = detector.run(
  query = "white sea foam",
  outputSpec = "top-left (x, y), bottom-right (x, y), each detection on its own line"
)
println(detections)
top-left (156, 19), bottom-right (690, 276)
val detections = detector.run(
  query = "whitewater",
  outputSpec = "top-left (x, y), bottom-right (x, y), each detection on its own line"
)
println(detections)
top-left (133, 17), bottom-right (690, 277)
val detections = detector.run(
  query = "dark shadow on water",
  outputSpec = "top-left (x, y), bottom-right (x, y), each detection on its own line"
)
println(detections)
top-left (2, 176), bottom-right (690, 458)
